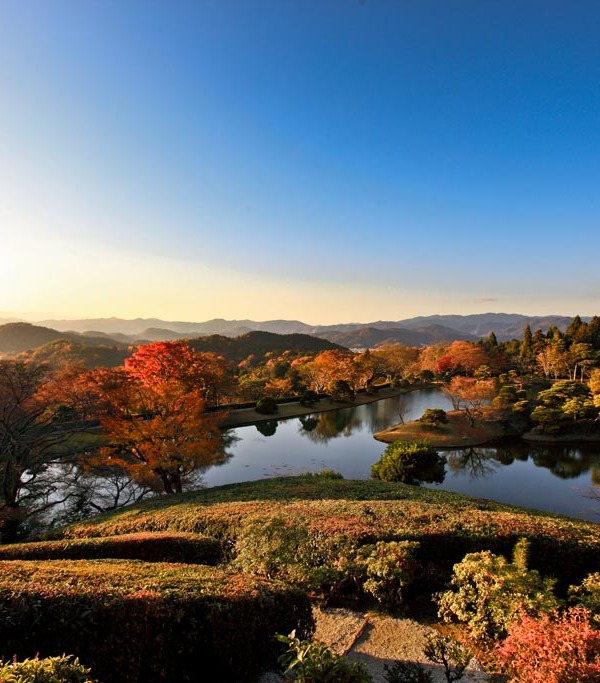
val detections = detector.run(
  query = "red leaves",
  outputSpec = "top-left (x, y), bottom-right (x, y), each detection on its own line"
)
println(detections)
top-left (497, 607), bottom-right (600, 683)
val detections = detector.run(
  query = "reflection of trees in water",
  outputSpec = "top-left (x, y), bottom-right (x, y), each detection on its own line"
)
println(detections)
top-left (446, 448), bottom-right (499, 480)
top-left (529, 446), bottom-right (596, 480)
top-left (256, 420), bottom-right (278, 437)
top-left (298, 408), bottom-right (361, 443)
top-left (299, 415), bottom-right (319, 432)
top-left (446, 443), bottom-right (600, 482)
top-left (362, 396), bottom-right (410, 432)
top-left (410, 451), bottom-right (446, 485)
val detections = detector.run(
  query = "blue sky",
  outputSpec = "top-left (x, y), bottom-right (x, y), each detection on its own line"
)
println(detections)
top-left (1, 1), bottom-right (599, 324)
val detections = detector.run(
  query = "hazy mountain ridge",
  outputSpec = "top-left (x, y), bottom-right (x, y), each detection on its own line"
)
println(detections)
top-left (29, 313), bottom-right (584, 343)
top-left (0, 323), bottom-right (130, 355)
top-left (0, 314), bottom-right (586, 360)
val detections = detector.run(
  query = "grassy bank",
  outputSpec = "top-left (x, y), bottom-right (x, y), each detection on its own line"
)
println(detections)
top-left (373, 410), bottom-right (518, 447)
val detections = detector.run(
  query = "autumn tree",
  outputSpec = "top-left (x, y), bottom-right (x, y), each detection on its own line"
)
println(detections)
top-left (370, 343), bottom-right (420, 382)
top-left (442, 377), bottom-right (496, 426)
top-left (438, 341), bottom-right (490, 377)
top-left (295, 350), bottom-right (356, 394)
top-left (536, 343), bottom-right (568, 379)
top-left (0, 361), bottom-right (84, 540)
top-left (92, 342), bottom-right (227, 495)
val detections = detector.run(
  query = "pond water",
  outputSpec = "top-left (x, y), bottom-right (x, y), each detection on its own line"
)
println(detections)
top-left (201, 390), bottom-right (600, 522)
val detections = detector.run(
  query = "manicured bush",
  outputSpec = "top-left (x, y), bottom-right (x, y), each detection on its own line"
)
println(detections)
top-left (357, 540), bottom-right (420, 609)
top-left (419, 409), bottom-right (448, 426)
top-left (300, 390), bottom-right (320, 406)
top-left (371, 440), bottom-right (445, 485)
top-left (0, 559), bottom-right (314, 683)
top-left (327, 379), bottom-right (355, 401)
top-left (0, 532), bottom-right (223, 565)
top-left (276, 631), bottom-right (372, 682)
top-left (496, 607), bottom-right (600, 683)
top-left (435, 539), bottom-right (559, 640)
top-left (255, 397), bottom-right (279, 414)
top-left (232, 515), bottom-right (361, 596)
top-left (55, 478), bottom-right (600, 596)
top-left (0, 655), bottom-right (96, 683)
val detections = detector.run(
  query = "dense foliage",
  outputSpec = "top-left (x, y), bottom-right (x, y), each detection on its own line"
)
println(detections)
top-left (0, 655), bottom-right (97, 683)
top-left (436, 540), bottom-right (559, 639)
top-left (277, 631), bottom-right (372, 682)
top-left (371, 440), bottom-right (446, 485)
top-left (496, 607), bottom-right (600, 683)
top-left (0, 531), bottom-right (223, 564)
top-left (0, 559), bottom-right (313, 683)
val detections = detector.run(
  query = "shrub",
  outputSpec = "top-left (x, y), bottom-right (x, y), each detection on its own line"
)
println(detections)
top-left (423, 634), bottom-right (470, 683)
top-left (357, 541), bottom-right (420, 609)
top-left (569, 571), bottom-right (600, 623)
top-left (327, 379), bottom-right (355, 401)
top-left (435, 539), bottom-right (559, 640)
top-left (419, 409), bottom-right (448, 427)
top-left (232, 516), bottom-right (360, 596)
top-left (276, 631), bottom-right (372, 683)
top-left (0, 655), bottom-right (96, 683)
top-left (256, 397), bottom-right (279, 414)
top-left (0, 532), bottom-right (223, 565)
top-left (0, 559), bottom-right (314, 683)
top-left (496, 607), bottom-right (600, 683)
top-left (300, 390), bottom-right (320, 406)
top-left (371, 440), bottom-right (445, 485)
top-left (383, 660), bottom-right (432, 683)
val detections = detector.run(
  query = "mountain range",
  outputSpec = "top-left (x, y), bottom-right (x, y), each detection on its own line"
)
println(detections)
top-left (0, 313), bottom-right (582, 358)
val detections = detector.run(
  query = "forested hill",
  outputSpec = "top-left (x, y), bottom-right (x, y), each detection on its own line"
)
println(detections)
top-left (1, 323), bottom-right (345, 368)
top-left (0, 322), bottom-right (70, 353)
top-left (187, 331), bottom-right (346, 364)
top-left (319, 324), bottom-right (477, 349)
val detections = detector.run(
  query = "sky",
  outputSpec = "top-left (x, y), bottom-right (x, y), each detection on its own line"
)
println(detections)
top-left (1, 0), bottom-right (599, 325)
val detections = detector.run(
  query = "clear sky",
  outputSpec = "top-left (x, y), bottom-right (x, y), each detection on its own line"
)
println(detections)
top-left (1, 0), bottom-right (599, 325)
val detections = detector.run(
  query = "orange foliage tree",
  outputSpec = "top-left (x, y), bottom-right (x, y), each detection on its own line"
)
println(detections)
top-left (442, 376), bottom-right (496, 425)
top-left (90, 342), bottom-right (227, 494)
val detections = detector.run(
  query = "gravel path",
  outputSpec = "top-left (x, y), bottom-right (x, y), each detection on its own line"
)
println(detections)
top-left (259, 607), bottom-right (491, 683)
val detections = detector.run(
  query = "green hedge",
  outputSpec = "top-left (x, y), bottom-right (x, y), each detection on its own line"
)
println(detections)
top-left (0, 655), bottom-right (97, 683)
top-left (0, 532), bottom-right (223, 565)
top-left (0, 560), bottom-right (314, 683)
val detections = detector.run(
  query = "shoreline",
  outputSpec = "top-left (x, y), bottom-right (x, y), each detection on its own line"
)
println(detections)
top-left (374, 410), bottom-right (600, 447)
top-left (221, 385), bottom-right (423, 429)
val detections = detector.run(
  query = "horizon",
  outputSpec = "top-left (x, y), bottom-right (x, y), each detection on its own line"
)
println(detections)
top-left (0, 309), bottom-right (590, 330)
top-left (2, 2), bottom-right (599, 323)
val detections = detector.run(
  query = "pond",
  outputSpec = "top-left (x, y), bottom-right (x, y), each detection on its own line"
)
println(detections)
top-left (201, 390), bottom-right (600, 522)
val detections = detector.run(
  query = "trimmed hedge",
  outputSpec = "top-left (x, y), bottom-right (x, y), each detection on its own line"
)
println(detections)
top-left (55, 478), bottom-right (600, 594)
top-left (0, 560), bottom-right (314, 683)
top-left (0, 532), bottom-right (223, 565)
top-left (0, 655), bottom-right (96, 683)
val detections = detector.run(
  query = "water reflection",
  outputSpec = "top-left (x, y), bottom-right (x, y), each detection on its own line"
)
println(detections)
top-left (299, 409), bottom-right (361, 442)
top-left (256, 420), bottom-right (278, 437)
top-left (446, 448), bottom-right (499, 480)
top-left (204, 390), bottom-right (600, 520)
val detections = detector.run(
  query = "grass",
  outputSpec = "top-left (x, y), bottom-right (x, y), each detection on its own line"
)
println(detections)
top-left (374, 410), bottom-right (518, 447)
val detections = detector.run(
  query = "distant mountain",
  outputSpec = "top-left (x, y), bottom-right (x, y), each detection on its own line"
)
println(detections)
top-left (21, 312), bottom-right (588, 348)
top-left (187, 331), bottom-right (345, 364)
top-left (395, 313), bottom-right (580, 341)
top-left (316, 324), bottom-right (477, 349)
top-left (37, 316), bottom-right (315, 337)
top-left (21, 339), bottom-right (130, 369)
top-left (0, 323), bottom-right (67, 353)
top-left (0, 323), bottom-right (345, 368)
